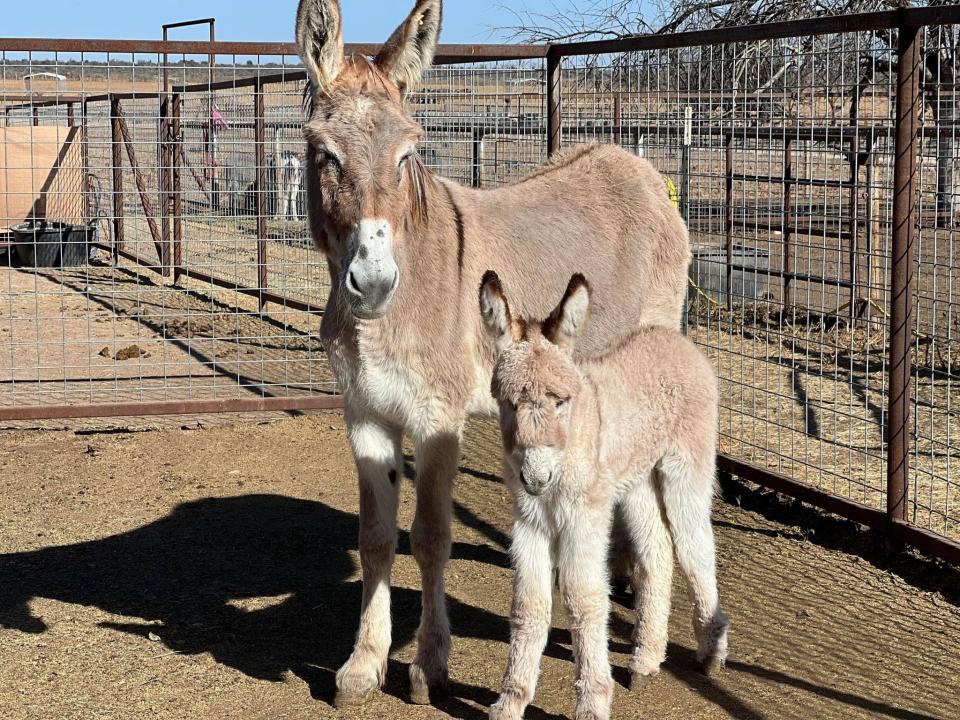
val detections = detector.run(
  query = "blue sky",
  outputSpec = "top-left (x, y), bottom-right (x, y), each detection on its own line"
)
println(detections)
top-left (0, 1), bottom-right (567, 44)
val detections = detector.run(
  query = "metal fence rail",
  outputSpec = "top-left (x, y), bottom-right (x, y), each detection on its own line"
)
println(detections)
top-left (1, 7), bottom-right (958, 564)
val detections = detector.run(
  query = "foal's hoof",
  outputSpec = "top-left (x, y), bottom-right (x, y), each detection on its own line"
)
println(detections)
top-left (408, 663), bottom-right (448, 705)
top-left (629, 670), bottom-right (660, 692)
top-left (701, 654), bottom-right (726, 677)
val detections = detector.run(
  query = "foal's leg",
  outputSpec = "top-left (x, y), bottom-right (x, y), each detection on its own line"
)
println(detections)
top-left (489, 516), bottom-right (553, 720)
top-left (335, 415), bottom-right (403, 707)
top-left (619, 474), bottom-right (674, 688)
top-left (660, 453), bottom-right (729, 674)
top-left (408, 431), bottom-right (461, 704)
top-left (557, 506), bottom-right (614, 720)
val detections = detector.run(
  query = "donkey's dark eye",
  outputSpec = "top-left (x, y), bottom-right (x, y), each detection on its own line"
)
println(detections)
top-left (554, 397), bottom-right (568, 410)
top-left (317, 149), bottom-right (342, 173)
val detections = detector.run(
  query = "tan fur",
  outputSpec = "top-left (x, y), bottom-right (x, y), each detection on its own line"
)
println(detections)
top-left (485, 277), bottom-right (730, 719)
top-left (295, 0), bottom-right (692, 707)
top-left (375, 0), bottom-right (442, 95)
top-left (296, 0), bottom-right (344, 91)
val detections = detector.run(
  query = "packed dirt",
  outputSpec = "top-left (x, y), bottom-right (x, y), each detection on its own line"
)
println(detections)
top-left (1, 413), bottom-right (958, 720)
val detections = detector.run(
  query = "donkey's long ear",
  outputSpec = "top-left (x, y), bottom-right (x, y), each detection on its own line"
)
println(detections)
top-left (480, 271), bottom-right (523, 353)
top-left (375, 0), bottom-right (442, 95)
top-left (295, 0), bottom-right (344, 94)
top-left (542, 274), bottom-right (591, 350)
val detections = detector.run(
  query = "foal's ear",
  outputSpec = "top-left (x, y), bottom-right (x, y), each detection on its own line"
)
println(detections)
top-left (375, 0), bottom-right (442, 96)
top-left (480, 271), bottom-right (523, 352)
top-left (543, 274), bottom-right (591, 350)
top-left (295, 0), bottom-right (344, 94)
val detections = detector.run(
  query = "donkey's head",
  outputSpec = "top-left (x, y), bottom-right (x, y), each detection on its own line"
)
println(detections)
top-left (480, 272), bottom-right (591, 496)
top-left (295, 0), bottom-right (441, 319)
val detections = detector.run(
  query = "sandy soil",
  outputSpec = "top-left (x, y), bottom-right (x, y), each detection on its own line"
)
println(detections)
top-left (1, 414), bottom-right (958, 720)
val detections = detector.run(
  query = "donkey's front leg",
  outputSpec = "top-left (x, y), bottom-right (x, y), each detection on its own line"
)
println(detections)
top-left (335, 415), bottom-right (403, 708)
top-left (408, 430), bottom-right (461, 704)
top-left (558, 509), bottom-right (614, 720)
top-left (489, 516), bottom-right (553, 720)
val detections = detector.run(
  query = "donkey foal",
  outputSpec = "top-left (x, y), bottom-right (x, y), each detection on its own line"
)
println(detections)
top-left (481, 272), bottom-right (730, 720)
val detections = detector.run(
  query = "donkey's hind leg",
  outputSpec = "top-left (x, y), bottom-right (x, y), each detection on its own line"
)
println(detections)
top-left (335, 415), bottom-right (403, 707)
top-left (618, 474), bottom-right (674, 689)
top-left (408, 430), bottom-right (461, 704)
top-left (659, 452), bottom-right (729, 674)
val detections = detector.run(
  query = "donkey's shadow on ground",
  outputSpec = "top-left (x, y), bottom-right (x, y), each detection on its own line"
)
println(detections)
top-left (0, 493), bottom-right (510, 711)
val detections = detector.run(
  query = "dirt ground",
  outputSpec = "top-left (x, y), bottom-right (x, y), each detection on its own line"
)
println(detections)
top-left (1, 413), bottom-right (958, 720)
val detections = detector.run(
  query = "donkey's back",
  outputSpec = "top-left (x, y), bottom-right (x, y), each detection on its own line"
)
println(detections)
top-left (455, 144), bottom-right (692, 359)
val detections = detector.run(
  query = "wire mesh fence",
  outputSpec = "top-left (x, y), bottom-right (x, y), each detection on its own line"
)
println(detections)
top-left (0, 9), bottom-right (958, 560)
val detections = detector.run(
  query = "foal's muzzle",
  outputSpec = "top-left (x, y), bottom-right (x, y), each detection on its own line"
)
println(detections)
top-left (342, 219), bottom-right (400, 319)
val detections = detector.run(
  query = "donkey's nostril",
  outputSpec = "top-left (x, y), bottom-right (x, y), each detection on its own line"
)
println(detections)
top-left (346, 269), bottom-right (360, 294)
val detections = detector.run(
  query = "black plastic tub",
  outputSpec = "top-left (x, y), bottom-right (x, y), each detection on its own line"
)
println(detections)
top-left (12, 221), bottom-right (91, 268)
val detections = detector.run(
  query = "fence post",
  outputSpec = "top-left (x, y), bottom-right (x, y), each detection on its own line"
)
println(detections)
top-left (725, 130), bottom-right (734, 311)
top-left (782, 137), bottom-right (794, 311)
top-left (613, 95), bottom-right (621, 147)
top-left (255, 78), bottom-right (268, 311)
top-left (680, 106), bottom-right (693, 224)
top-left (472, 127), bottom-right (484, 188)
top-left (547, 53), bottom-right (562, 158)
top-left (887, 18), bottom-right (922, 528)
top-left (110, 95), bottom-right (124, 262)
top-left (848, 132), bottom-right (861, 324)
top-left (160, 96), bottom-right (171, 273)
top-left (172, 92), bottom-right (183, 284)
top-left (81, 99), bottom-right (91, 227)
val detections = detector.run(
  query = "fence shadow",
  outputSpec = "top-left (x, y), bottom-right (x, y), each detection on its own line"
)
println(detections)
top-left (719, 474), bottom-right (960, 607)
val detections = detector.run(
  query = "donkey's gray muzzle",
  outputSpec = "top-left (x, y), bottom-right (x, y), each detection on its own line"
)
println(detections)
top-left (343, 219), bottom-right (400, 319)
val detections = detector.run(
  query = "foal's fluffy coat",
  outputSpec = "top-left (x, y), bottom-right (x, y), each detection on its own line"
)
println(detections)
top-left (481, 272), bottom-right (730, 720)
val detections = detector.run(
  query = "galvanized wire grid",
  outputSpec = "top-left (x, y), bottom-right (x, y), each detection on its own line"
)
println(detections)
top-left (0, 51), bottom-right (334, 410)
top-left (0, 22), bottom-right (958, 547)
top-left (413, 60), bottom-right (547, 188)
top-left (914, 25), bottom-right (960, 539)
top-left (0, 51), bottom-right (545, 416)
top-left (559, 29), bottom-right (958, 538)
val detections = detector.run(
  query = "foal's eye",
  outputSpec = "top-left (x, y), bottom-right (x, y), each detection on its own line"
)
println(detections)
top-left (554, 397), bottom-right (568, 410)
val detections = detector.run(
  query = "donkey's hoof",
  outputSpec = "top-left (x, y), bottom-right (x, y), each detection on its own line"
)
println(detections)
top-left (333, 684), bottom-right (379, 708)
top-left (629, 670), bottom-right (660, 692)
top-left (334, 660), bottom-right (383, 708)
top-left (701, 654), bottom-right (726, 677)
top-left (409, 663), bottom-right (448, 705)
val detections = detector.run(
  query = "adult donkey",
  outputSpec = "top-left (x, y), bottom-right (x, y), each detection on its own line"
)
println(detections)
top-left (295, 0), bottom-right (692, 707)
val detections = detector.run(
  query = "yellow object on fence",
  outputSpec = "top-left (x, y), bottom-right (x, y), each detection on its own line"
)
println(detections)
top-left (663, 174), bottom-right (679, 209)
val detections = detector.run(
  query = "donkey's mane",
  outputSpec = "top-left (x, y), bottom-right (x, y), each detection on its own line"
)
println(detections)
top-left (498, 143), bottom-right (605, 188)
